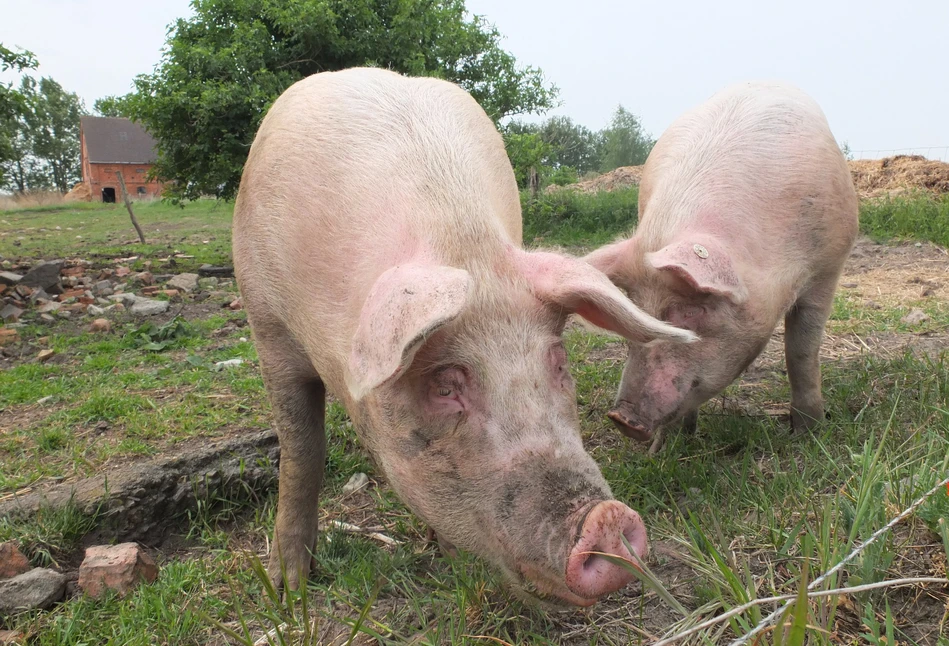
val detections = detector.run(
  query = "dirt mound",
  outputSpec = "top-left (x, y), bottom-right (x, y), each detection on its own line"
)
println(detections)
top-left (65, 182), bottom-right (92, 202)
top-left (546, 166), bottom-right (643, 195)
top-left (549, 155), bottom-right (949, 199)
top-left (848, 155), bottom-right (949, 198)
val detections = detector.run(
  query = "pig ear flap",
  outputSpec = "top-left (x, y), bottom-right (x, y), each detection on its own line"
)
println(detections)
top-left (346, 264), bottom-right (472, 401)
top-left (646, 239), bottom-right (747, 304)
top-left (582, 237), bottom-right (637, 282)
top-left (513, 249), bottom-right (697, 345)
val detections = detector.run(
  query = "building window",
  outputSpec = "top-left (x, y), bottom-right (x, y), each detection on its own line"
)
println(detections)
top-left (136, 168), bottom-right (145, 173)
top-left (137, 186), bottom-right (147, 195)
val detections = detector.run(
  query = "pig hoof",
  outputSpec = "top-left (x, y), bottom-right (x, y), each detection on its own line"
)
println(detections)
top-left (608, 410), bottom-right (653, 442)
top-left (790, 406), bottom-right (823, 432)
top-left (647, 429), bottom-right (667, 455)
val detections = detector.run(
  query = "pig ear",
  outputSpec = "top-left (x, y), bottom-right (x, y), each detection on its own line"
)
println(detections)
top-left (347, 264), bottom-right (472, 401)
top-left (514, 249), bottom-right (697, 344)
top-left (582, 237), bottom-right (637, 281)
top-left (646, 239), bottom-right (747, 304)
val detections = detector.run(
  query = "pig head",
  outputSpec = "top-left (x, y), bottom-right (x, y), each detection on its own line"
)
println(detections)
top-left (343, 249), bottom-right (696, 606)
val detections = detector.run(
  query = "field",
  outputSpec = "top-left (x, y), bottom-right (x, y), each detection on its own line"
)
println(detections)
top-left (1, 193), bottom-right (948, 645)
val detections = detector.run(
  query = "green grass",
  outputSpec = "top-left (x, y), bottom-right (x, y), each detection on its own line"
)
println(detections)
top-left (860, 192), bottom-right (949, 248)
top-left (3, 195), bottom-right (949, 643)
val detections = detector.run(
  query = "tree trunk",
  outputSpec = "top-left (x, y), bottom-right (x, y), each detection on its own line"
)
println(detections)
top-left (116, 170), bottom-right (146, 244)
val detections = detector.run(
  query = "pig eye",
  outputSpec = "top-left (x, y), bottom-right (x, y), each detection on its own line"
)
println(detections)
top-left (437, 386), bottom-right (453, 397)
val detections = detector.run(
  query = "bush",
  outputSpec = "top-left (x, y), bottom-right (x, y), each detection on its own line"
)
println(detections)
top-left (860, 193), bottom-right (949, 247)
top-left (522, 187), bottom-right (638, 247)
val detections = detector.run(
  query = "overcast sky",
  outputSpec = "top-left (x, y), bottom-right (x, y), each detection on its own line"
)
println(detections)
top-left (3, 0), bottom-right (948, 160)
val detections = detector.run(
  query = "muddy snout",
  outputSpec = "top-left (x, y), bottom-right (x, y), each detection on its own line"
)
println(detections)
top-left (608, 402), bottom-right (653, 442)
top-left (565, 500), bottom-right (648, 601)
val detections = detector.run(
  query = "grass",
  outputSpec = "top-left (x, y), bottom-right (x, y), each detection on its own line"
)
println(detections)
top-left (2, 197), bottom-right (949, 643)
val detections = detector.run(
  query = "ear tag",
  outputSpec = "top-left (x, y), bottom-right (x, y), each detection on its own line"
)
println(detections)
top-left (692, 243), bottom-right (709, 259)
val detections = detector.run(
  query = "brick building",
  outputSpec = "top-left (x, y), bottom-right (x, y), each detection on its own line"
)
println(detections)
top-left (78, 117), bottom-right (163, 202)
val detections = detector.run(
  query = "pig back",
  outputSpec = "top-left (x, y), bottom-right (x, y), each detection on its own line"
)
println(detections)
top-left (232, 68), bottom-right (521, 391)
top-left (637, 81), bottom-right (858, 296)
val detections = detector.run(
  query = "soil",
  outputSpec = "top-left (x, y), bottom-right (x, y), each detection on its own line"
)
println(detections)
top-left (549, 155), bottom-right (949, 199)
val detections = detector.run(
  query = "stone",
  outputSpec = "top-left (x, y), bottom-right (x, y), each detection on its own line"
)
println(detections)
top-left (115, 266), bottom-right (131, 278)
top-left (36, 301), bottom-right (62, 313)
top-left (342, 472), bottom-right (370, 496)
top-left (214, 358), bottom-right (243, 370)
top-left (161, 290), bottom-right (179, 299)
top-left (0, 305), bottom-right (23, 323)
top-left (93, 280), bottom-right (113, 295)
top-left (228, 298), bottom-right (243, 311)
top-left (39, 314), bottom-right (56, 323)
top-left (0, 543), bottom-right (29, 580)
top-left (130, 271), bottom-right (154, 286)
top-left (0, 328), bottom-right (18, 346)
top-left (37, 349), bottom-right (55, 363)
top-left (19, 260), bottom-right (63, 290)
top-left (29, 287), bottom-right (50, 304)
top-left (87, 304), bottom-right (105, 316)
top-left (198, 264), bottom-right (234, 278)
top-left (108, 293), bottom-right (138, 307)
top-left (901, 308), bottom-right (930, 326)
top-left (0, 568), bottom-right (66, 614)
top-left (166, 273), bottom-right (199, 293)
top-left (0, 629), bottom-right (24, 643)
top-left (0, 272), bottom-right (22, 287)
top-left (130, 298), bottom-right (170, 316)
top-left (58, 288), bottom-right (85, 301)
top-left (89, 319), bottom-right (111, 333)
top-left (61, 266), bottom-right (85, 277)
top-left (197, 277), bottom-right (219, 290)
top-left (141, 286), bottom-right (161, 296)
top-left (77, 543), bottom-right (158, 598)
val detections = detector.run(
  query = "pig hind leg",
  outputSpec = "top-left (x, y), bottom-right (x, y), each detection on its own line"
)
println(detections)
top-left (253, 323), bottom-right (327, 590)
top-left (784, 278), bottom-right (837, 431)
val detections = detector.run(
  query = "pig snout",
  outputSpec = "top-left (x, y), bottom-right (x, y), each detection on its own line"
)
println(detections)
top-left (565, 500), bottom-right (648, 601)
top-left (607, 403), bottom-right (653, 441)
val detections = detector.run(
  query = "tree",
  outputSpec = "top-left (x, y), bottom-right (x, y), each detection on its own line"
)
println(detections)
top-left (503, 131), bottom-right (552, 191)
top-left (94, 95), bottom-right (132, 118)
top-left (122, 0), bottom-right (558, 202)
top-left (26, 77), bottom-right (85, 191)
top-left (538, 116), bottom-right (601, 176)
top-left (0, 44), bottom-right (38, 188)
top-left (599, 105), bottom-right (653, 172)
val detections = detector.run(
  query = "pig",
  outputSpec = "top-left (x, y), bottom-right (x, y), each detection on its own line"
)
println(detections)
top-left (585, 81), bottom-right (858, 452)
top-left (232, 67), bottom-right (697, 606)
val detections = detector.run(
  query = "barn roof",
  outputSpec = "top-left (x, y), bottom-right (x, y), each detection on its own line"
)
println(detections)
top-left (80, 116), bottom-right (158, 164)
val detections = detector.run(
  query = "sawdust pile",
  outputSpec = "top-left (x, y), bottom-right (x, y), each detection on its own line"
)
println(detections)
top-left (548, 155), bottom-right (949, 199)
top-left (64, 182), bottom-right (92, 202)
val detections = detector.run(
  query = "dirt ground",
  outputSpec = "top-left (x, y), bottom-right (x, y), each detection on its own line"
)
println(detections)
top-left (551, 155), bottom-right (949, 199)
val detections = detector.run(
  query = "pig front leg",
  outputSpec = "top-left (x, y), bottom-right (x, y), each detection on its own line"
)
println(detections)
top-left (784, 279), bottom-right (836, 431)
top-left (255, 331), bottom-right (327, 591)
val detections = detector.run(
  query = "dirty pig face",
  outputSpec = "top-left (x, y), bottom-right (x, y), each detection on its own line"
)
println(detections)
top-left (357, 306), bottom-right (647, 607)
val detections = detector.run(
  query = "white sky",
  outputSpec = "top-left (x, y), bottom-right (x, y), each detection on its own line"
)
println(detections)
top-left (2, 0), bottom-right (948, 160)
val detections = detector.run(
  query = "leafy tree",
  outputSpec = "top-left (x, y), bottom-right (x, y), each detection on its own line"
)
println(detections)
top-left (122, 0), bottom-right (558, 202)
top-left (94, 95), bottom-right (132, 118)
top-left (599, 105), bottom-right (653, 172)
top-left (503, 131), bottom-right (552, 191)
top-left (0, 44), bottom-right (38, 188)
top-left (538, 116), bottom-right (601, 175)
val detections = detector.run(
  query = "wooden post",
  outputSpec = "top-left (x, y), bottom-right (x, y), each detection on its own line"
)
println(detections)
top-left (115, 170), bottom-right (146, 244)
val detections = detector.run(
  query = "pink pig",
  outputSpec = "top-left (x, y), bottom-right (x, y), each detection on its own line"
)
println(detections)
top-left (232, 68), bottom-right (696, 605)
top-left (586, 81), bottom-right (858, 451)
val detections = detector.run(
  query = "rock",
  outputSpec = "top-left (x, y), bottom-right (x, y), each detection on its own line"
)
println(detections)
top-left (37, 301), bottom-right (62, 314)
top-left (130, 271), bottom-right (154, 286)
top-left (141, 286), bottom-right (160, 296)
top-left (36, 349), bottom-right (55, 363)
top-left (0, 329), bottom-right (17, 347)
top-left (19, 260), bottom-right (63, 290)
top-left (36, 396), bottom-right (53, 405)
top-left (108, 293), bottom-right (138, 307)
top-left (198, 264), bottom-right (234, 278)
top-left (61, 266), bottom-right (85, 277)
top-left (77, 543), bottom-right (158, 598)
top-left (0, 543), bottom-right (29, 580)
top-left (228, 298), bottom-right (243, 311)
top-left (197, 277), bottom-right (219, 290)
top-left (12, 285), bottom-right (31, 299)
top-left (0, 568), bottom-right (66, 614)
top-left (901, 308), bottom-right (930, 326)
top-left (921, 287), bottom-right (935, 297)
top-left (213, 359), bottom-right (243, 370)
top-left (130, 298), bottom-right (170, 316)
top-left (0, 272), bottom-right (22, 287)
top-left (115, 266), bottom-right (131, 278)
top-left (840, 282), bottom-right (858, 289)
top-left (93, 280), bottom-right (113, 295)
top-left (0, 629), bottom-right (24, 643)
top-left (89, 318), bottom-right (112, 333)
top-left (29, 287), bottom-right (50, 304)
top-left (342, 472), bottom-right (370, 496)
top-left (39, 314), bottom-right (56, 323)
top-left (0, 305), bottom-right (23, 323)
top-left (166, 273), bottom-right (199, 293)
top-left (87, 304), bottom-right (105, 316)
